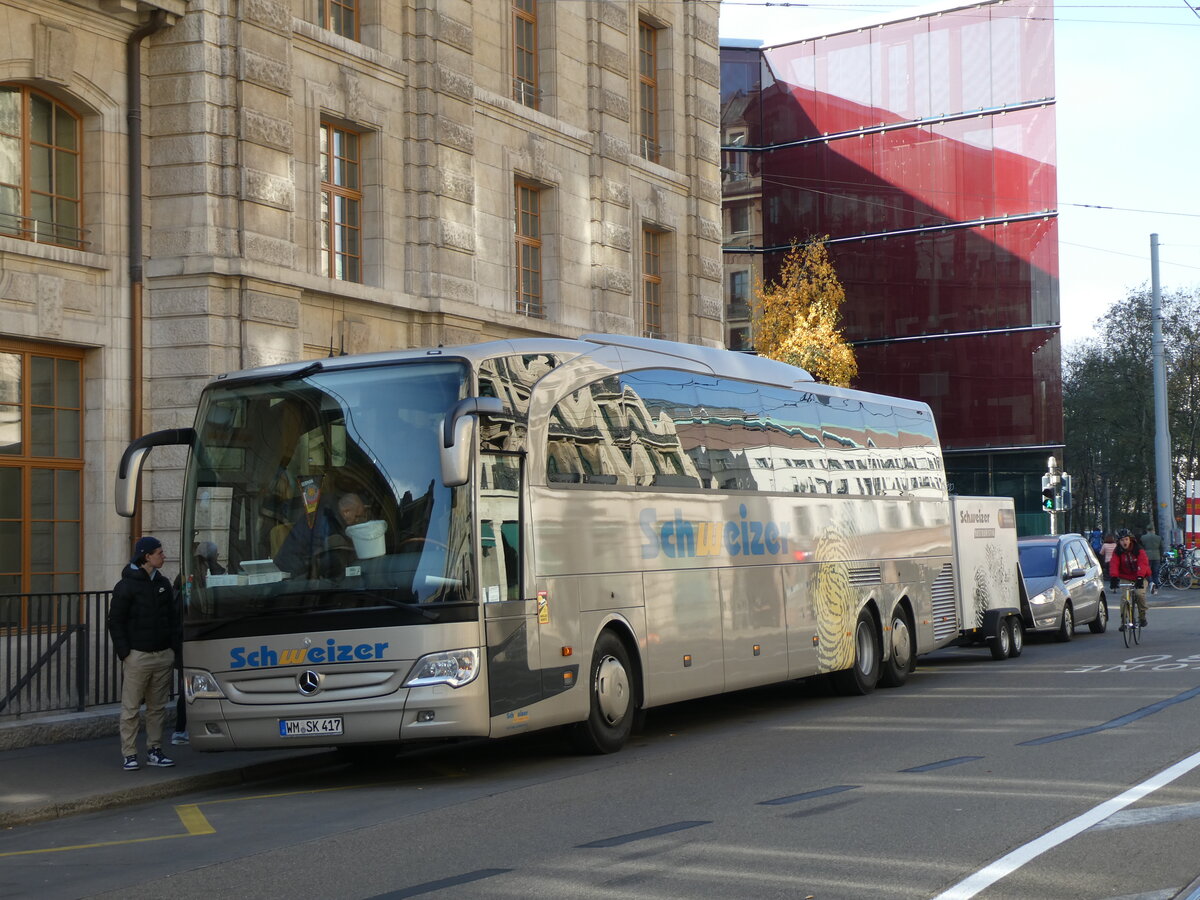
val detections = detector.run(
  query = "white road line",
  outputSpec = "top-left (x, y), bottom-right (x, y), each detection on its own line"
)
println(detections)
top-left (933, 747), bottom-right (1200, 900)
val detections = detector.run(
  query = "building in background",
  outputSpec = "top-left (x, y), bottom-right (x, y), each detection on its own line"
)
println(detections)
top-left (721, 0), bottom-right (1061, 533)
top-left (0, 0), bottom-right (722, 600)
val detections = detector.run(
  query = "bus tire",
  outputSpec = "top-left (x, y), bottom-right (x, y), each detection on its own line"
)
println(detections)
top-left (879, 607), bottom-right (915, 688)
top-left (831, 610), bottom-right (880, 696)
top-left (571, 631), bottom-right (637, 754)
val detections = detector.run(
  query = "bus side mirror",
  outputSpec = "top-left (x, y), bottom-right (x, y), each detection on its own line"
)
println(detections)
top-left (115, 428), bottom-right (196, 517)
top-left (440, 397), bottom-right (505, 488)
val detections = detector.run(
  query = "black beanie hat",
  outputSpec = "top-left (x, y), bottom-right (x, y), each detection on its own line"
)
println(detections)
top-left (132, 536), bottom-right (162, 563)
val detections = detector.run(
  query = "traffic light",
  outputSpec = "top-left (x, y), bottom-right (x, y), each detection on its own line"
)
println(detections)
top-left (1060, 474), bottom-right (1072, 511)
top-left (1042, 487), bottom-right (1056, 511)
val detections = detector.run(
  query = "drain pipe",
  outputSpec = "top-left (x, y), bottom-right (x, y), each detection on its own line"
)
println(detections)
top-left (125, 9), bottom-right (169, 547)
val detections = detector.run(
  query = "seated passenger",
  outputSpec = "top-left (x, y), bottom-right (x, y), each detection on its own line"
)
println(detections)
top-left (274, 491), bottom-right (368, 578)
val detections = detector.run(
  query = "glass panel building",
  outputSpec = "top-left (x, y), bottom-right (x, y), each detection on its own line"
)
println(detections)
top-left (721, 0), bottom-right (1060, 533)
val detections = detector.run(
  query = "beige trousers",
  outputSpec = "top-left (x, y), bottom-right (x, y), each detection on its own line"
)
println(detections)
top-left (119, 648), bottom-right (175, 758)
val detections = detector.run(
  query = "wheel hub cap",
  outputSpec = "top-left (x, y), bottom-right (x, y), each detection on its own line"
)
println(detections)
top-left (595, 655), bottom-right (630, 726)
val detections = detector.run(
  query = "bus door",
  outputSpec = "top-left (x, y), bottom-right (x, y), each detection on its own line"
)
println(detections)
top-left (480, 453), bottom-right (545, 726)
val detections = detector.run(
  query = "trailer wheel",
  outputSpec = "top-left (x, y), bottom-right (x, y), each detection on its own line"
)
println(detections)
top-left (831, 610), bottom-right (880, 696)
top-left (1007, 616), bottom-right (1024, 657)
top-left (879, 607), bottom-right (915, 688)
top-left (989, 617), bottom-right (1012, 660)
top-left (571, 630), bottom-right (637, 754)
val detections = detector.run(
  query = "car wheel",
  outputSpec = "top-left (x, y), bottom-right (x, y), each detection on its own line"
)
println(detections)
top-left (1055, 603), bottom-right (1074, 642)
top-left (1089, 597), bottom-right (1108, 634)
top-left (1007, 617), bottom-right (1024, 657)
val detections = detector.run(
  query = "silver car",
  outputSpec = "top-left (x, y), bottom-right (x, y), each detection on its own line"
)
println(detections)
top-left (1017, 534), bottom-right (1108, 640)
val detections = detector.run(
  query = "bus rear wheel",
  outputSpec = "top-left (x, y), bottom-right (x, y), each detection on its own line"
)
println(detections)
top-left (571, 631), bottom-right (637, 754)
top-left (879, 607), bottom-right (915, 687)
top-left (831, 610), bottom-right (880, 696)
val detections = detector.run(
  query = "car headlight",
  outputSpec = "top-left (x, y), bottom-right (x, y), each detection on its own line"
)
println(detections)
top-left (403, 648), bottom-right (480, 688)
top-left (184, 669), bottom-right (226, 701)
top-left (1029, 590), bottom-right (1055, 606)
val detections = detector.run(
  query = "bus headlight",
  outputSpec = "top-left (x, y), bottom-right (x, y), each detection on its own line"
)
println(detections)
top-left (184, 669), bottom-right (226, 702)
top-left (403, 648), bottom-right (480, 688)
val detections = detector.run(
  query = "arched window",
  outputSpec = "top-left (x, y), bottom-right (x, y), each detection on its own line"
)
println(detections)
top-left (0, 85), bottom-right (83, 249)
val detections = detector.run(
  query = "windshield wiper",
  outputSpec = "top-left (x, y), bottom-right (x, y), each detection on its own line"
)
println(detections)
top-left (347, 589), bottom-right (441, 620)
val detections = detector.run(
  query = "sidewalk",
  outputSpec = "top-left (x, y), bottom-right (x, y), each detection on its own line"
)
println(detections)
top-left (0, 707), bottom-right (337, 829)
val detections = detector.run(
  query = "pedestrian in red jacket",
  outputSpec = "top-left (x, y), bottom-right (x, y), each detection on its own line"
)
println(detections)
top-left (1109, 529), bottom-right (1151, 628)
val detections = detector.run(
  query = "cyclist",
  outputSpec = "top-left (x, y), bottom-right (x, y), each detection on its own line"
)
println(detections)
top-left (1109, 528), bottom-right (1151, 630)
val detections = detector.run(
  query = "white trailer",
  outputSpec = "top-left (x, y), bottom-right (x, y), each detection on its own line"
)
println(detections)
top-left (944, 495), bottom-right (1028, 660)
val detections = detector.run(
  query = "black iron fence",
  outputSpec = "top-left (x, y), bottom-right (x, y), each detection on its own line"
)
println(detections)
top-left (0, 591), bottom-right (120, 716)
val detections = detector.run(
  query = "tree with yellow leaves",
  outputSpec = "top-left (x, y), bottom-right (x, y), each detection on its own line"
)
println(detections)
top-left (753, 239), bottom-right (857, 388)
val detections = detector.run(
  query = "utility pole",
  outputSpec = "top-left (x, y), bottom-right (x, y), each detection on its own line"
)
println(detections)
top-left (1151, 234), bottom-right (1179, 544)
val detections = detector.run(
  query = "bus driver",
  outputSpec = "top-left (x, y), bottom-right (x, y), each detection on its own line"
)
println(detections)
top-left (274, 491), bottom-right (367, 578)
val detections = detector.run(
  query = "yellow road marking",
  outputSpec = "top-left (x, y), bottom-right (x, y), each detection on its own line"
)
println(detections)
top-left (176, 803), bottom-right (215, 835)
top-left (1, 773), bottom-right (454, 857)
top-left (0, 782), bottom-right (374, 857)
top-left (0, 831), bottom-right (188, 857)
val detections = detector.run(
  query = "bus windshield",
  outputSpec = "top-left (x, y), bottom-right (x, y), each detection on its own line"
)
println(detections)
top-left (179, 360), bottom-right (472, 634)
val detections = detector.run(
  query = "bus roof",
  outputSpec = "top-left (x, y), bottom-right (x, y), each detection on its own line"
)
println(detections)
top-left (207, 333), bottom-right (932, 415)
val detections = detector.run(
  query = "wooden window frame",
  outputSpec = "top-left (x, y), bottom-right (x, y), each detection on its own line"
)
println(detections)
top-left (320, 121), bottom-right (363, 283)
top-left (0, 84), bottom-right (83, 250)
top-left (637, 22), bottom-right (660, 163)
top-left (318, 0), bottom-right (359, 40)
top-left (515, 180), bottom-right (544, 318)
top-left (512, 0), bottom-right (539, 109)
top-left (0, 338), bottom-right (85, 608)
top-left (642, 227), bottom-right (663, 338)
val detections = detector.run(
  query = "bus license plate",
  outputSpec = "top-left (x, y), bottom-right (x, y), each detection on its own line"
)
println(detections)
top-left (279, 716), bottom-right (343, 737)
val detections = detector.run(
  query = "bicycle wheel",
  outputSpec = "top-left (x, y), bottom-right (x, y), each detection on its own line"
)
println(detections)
top-left (1132, 617), bottom-right (1141, 645)
top-left (1175, 567), bottom-right (1194, 590)
top-left (1121, 599), bottom-right (1132, 648)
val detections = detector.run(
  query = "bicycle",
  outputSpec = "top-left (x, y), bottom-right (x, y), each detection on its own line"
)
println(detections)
top-left (1161, 549), bottom-right (1195, 590)
top-left (1118, 584), bottom-right (1143, 648)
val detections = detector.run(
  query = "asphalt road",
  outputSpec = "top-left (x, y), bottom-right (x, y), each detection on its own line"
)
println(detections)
top-left (4, 591), bottom-right (1200, 900)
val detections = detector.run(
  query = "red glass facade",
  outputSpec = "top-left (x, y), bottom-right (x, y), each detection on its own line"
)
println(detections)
top-left (722, 1), bottom-right (1061, 520)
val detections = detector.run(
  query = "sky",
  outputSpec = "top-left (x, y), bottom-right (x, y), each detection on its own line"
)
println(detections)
top-left (718, 0), bottom-right (1200, 349)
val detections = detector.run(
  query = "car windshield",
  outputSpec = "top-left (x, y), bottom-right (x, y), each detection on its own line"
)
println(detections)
top-left (179, 360), bottom-right (473, 632)
top-left (1019, 544), bottom-right (1059, 579)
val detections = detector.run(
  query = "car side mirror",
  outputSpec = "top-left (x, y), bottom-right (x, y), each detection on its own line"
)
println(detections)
top-left (1067, 568), bottom-right (1086, 580)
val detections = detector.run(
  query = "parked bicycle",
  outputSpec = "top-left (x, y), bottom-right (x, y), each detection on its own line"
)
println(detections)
top-left (1161, 545), bottom-right (1196, 590)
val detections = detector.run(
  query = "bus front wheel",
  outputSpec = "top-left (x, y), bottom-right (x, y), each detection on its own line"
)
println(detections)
top-left (831, 610), bottom-right (880, 696)
top-left (571, 631), bottom-right (637, 754)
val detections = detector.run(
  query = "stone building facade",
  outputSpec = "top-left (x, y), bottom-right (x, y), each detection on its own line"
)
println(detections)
top-left (0, 0), bottom-right (722, 595)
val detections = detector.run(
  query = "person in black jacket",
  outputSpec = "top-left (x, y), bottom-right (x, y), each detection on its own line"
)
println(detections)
top-left (107, 536), bottom-right (181, 770)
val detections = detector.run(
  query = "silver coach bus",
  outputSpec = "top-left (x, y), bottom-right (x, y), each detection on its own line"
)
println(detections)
top-left (115, 334), bottom-right (952, 754)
